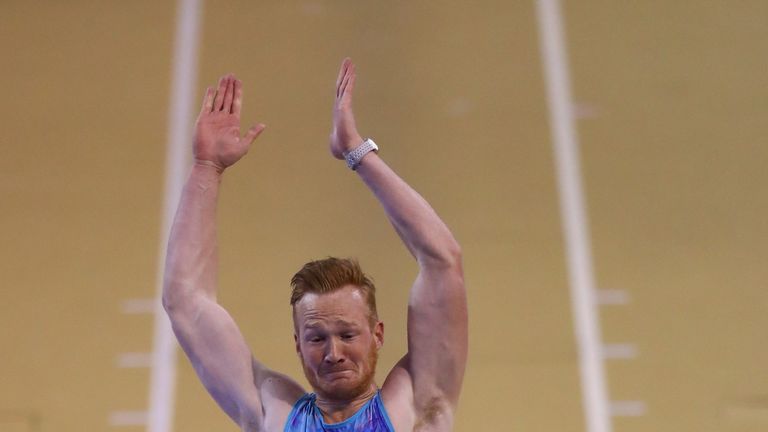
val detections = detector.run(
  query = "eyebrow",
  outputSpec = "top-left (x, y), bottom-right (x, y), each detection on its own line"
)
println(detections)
top-left (337, 320), bottom-right (360, 328)
top-left (303, 319), bottom-right (361, 329)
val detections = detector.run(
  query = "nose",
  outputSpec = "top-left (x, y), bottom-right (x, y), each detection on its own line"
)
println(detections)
top-left (323, 338), bottom-right (345, 364)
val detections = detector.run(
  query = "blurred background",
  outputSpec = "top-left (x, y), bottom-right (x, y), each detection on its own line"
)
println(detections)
top-left (1, 1), bottom-right (766, 431)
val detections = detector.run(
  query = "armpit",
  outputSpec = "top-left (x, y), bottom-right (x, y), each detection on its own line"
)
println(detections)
top-left (414, 396), bottom-right (454, 431)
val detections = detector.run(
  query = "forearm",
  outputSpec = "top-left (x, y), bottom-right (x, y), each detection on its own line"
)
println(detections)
top-left (355, 153), bottom-right (461, 268)
top-left (163, 163), bottom-right (223, 308)
top-left (358, 151), bottom-right (468, 409)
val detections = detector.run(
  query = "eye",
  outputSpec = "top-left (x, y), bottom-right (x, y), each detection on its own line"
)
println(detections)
top-left (341, 333), bottom-right (356, 340)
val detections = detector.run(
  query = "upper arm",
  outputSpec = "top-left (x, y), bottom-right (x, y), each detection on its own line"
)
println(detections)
top-left (386, 255), bottom-right (468, 427)
top-left (164, 295), bottom-right (304, 428)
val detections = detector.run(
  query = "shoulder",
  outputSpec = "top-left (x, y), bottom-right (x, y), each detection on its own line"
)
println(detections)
top-left (381, 357), bottom-right (415, 431)
top-left (248, 367), bottom-right (307, 432)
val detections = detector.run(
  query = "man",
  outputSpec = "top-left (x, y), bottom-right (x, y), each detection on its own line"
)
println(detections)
top-left (163, 58), bottom-right (467, 431)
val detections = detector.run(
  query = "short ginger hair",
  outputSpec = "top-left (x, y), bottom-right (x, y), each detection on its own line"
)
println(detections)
top-left (290, 257), bottom-right (378, 326)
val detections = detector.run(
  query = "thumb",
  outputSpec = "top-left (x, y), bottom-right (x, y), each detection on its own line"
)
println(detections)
top-left (242, 123), bottom-right (266, 146)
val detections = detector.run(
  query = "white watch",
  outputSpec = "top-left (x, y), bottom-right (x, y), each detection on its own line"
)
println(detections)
top-left (344, 138), bottom-right (378, 170)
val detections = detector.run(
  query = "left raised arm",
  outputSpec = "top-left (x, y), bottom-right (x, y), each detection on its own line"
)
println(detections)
top-left (329, 58), bottom-right (468, 428)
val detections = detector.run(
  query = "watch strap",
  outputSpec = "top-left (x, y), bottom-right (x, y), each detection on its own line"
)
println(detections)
top-left (344, 138), bottom-right (378, 170)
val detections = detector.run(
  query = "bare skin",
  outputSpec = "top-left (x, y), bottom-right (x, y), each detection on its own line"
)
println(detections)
top-left (163, 59), bottom-right (467, 431)
top-left (293, 285), bottom-right (384, 423)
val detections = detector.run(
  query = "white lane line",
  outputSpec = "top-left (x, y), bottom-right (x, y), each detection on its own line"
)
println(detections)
top-left (116, 353), bottom-right (153, 368)
top-left (596, 289), bottom-right (631, 305)
top-left (610, 401), bottom-right (647, 417)
top-left (147, 1), bottom-right (204, 432)
top-left (109, 411), bottom-right (148, 426)
top-left (534, 1), bottom-right (611, 432)
top-left (120, 298), bottom-right (156, 314)
top-left (602, 344), bottom-right (638, 360)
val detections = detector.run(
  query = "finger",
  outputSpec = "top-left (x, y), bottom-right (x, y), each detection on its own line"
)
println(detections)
top-left (232, 79), bottom-right (243, 116)
top-left (242, 123), bottom-right (266, 147)
top-left (339, 63), bottom-right (355, 99)
top-left (344, 67), bottom-right (356, 99)
top-left (223, 74), bottom-right (235, 113)
top-left (213, 75), bottom-right (227, 111)
top-left (335, 58), bottom-right (351, 97)
top-left (199, 87), bottom-right (214, 114)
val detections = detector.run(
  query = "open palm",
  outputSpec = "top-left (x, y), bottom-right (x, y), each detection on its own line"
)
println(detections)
top-left (329, 58), bottom-right (363, 160)
top-left (194, 74), bottom-right (265, 171)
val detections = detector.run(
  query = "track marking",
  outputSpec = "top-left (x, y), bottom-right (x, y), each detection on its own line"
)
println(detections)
top-left (573, 102), bottom-right (602, 119)
top-left (610, 401), bottom-right (647, 417)
top-left (120, 298), bottom-right (156, 314)
top-left (596, 289), bottom-right (631, 305)
top-left (109, 411), bottom-right (148, 427)
top-left (534, 1), bottom-right (611, 431)
top-left (603, 344), bottom-right (638, 360)
top-left (146, 1), bottom-right (204, 431)
top-left (116, 353), bottom-right (153, 368)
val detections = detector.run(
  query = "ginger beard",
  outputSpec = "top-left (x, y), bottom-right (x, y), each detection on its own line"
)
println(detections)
top-left (299, 337), bottom-right (379, 401)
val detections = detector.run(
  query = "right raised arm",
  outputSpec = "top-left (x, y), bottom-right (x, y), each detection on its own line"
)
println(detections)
top-left (162, 74), bottom-right (303, 430)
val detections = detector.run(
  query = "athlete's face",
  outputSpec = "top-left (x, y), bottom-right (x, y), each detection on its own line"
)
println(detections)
top-left (294, 285), bottom-right (383, 401)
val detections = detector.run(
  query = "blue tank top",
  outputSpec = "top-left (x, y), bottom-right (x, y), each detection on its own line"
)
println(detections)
top-left (284, 391), bottom-right (395, 432)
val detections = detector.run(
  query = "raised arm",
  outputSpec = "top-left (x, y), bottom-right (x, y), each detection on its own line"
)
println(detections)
top-left (162, 74), bottom-right (303, 430)
top-left (329, 59), bottom-right (468, 429)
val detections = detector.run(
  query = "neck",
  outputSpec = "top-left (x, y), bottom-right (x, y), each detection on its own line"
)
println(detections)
top-left (315, 384), bottom-right (378, 424)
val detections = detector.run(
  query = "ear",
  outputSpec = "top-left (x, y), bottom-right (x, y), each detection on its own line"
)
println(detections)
top-left (292, 307), bottom-right (302, 357)
top-left (374, 321), bottom-right (384, 349)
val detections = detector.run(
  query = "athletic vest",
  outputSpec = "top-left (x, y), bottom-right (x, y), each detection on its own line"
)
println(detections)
top-left (284, 391), bottom-right (395, 432)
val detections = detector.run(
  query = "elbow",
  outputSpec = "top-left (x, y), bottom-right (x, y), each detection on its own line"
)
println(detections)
top-left (161, 279), bottom-right (193, 315)
top-left (161, 291), bottom-right (175, 313)
top-left (443, 242), bottom-right (463, 269)
top-left (161, 286), bottom-right (196, 320)
top-left (162, 277), bottom-right (214, 317)
top-left (161, 287), bottom-right (180, 315)
top-left (418, 240), bottom-right (463, 272)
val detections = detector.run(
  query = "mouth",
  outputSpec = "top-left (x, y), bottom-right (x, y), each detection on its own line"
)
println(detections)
top-left (322, 369), bottom-right (353, 378)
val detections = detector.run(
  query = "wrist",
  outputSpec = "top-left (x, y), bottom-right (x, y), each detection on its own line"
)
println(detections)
top-left (343, 138), bottom-right (379, 171)
top-left (341, 134), bottom-right (364, 154)
top-left (194, 159), bottom-right (225, 175)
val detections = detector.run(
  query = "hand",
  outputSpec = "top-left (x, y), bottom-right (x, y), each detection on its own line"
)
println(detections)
top-left (329, 58), bottom-right (364, 160)
top-left (193, 74), bottom-right (265, 172)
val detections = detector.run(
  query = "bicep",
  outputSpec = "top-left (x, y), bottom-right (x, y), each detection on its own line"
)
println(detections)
top-left (405, 265), bottom-right (468, 408)
top-left (166, 295), bottom-right (301, 426)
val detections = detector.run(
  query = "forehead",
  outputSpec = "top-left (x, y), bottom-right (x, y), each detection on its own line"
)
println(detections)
top-left (294, 285), bottom-right (370, 327)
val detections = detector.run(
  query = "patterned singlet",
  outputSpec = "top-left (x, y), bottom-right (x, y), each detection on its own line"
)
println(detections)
top-left (284, 391), bottom-right (395, 432)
